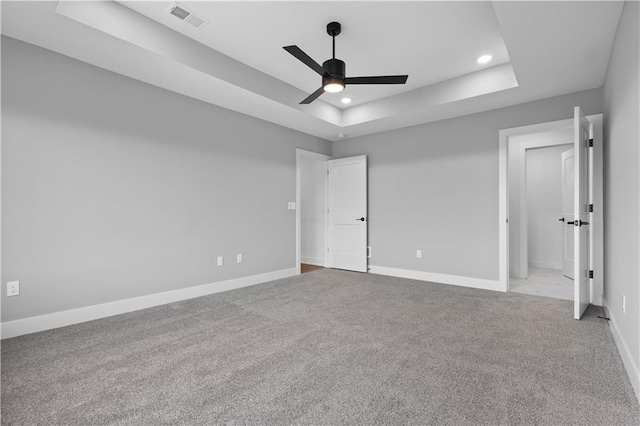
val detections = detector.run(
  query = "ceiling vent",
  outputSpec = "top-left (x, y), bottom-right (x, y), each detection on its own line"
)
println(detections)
top-left (168, 3), bottom-right (206, 28)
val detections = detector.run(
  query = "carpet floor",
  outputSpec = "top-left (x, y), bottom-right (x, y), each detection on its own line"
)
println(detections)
top-left (2, 269), bottom-right (639, 425)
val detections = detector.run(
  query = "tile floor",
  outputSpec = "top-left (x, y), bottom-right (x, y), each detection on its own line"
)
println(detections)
top-left (510, 267), bottom-right (573, 300)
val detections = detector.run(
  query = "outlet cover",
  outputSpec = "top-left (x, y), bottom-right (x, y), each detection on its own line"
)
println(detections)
top-left (288, 202), bottom-right (296, 210)
top-left (7, 281), bottom-right (19, 297)
top-left (237, 253), bottom-right (243, 263)
top-left (217, 256), bottom-right (224, 266)
top-left (416, 250), bottom-right (422, 259)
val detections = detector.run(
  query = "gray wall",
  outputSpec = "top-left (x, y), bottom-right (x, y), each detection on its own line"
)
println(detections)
top-left (333, 88), bottom-right (602, 280)
top-left (1, 37), bottom-right (330, 322)
top-left (603, 0), bottom-right (640, 395)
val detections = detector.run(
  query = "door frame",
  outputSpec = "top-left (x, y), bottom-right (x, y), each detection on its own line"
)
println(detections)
top-left (295, 149), bottom-right (331, 275)
top-left (498, 113), bottom-right (603, 305)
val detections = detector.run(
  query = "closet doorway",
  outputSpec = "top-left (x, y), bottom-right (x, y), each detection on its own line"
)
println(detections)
top-left (296, 149), bottom-right (330, 274)
top-left (509, 138), bottom-right (574, 300)
top-left (508, 133), bottom-right (573, 300)
top-left (501, 111), bottom-right (604, 317)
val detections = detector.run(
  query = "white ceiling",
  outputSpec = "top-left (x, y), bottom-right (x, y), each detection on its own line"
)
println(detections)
top-left (122, 1), bottom-right (512, 108)
top-left (1, 1), bottom-right (624, 141)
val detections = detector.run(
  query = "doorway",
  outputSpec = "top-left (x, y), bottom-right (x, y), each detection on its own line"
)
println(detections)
top-left (498, 111), bottom-right (604, 317)
top-left (296, 149), bottom-right (331, 274)
top-left (508, 130), bottom-right (573, 299)
top-left (296, 150), bottom-right (369, 275)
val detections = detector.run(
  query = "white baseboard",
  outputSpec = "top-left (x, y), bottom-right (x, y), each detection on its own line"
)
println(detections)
top-left (1, 267), bottom-right (297, 340)
top-left (603, 301), bottom-right (640, 404)
top-left (528, 261), bottom-right (562, 270)
top-left (301, 256), bottom-right (325, 267)
top-left (368, 265), bottom-right (504, 292)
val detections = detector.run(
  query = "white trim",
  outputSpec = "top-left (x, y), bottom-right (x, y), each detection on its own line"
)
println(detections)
top-left (0, 23), bottom-right (3, 339)
top-left (499, 127), bottom-right (508, 292)
top-left (295, 149), bottom-right (331, 275)
top-left (1, 267), bottom-right (297, 339)
top-left (369, 265), bottom-right (502, 292)
top-left (604, 301), bottom-right (640, 403)
top-left (300, 257), bottom-right (325, 266)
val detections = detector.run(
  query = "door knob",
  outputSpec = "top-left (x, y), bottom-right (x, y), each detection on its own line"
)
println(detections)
top-left (356, 217), bottom-right (366, 222)
top-left (558, 218), bottom-right (565, 222)
top-left (567, 221), bottom-right (575, 225)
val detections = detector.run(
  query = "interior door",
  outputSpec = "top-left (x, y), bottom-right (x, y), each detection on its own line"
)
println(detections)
top-left (561, 149), bottom-right (575, 279)
top-left (573, 107), bottom-right (591, 319)
top-left (327, 155), bottom-right (367, 272)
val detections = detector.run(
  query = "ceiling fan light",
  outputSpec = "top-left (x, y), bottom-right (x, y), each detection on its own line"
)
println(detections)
top-left (324, 80), bottom-right (345, 93)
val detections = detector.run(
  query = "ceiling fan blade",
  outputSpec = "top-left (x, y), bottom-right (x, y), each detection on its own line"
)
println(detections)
top-left (283, 45), bottom-right (325, 76)
top-left (345, 75), bottom-right (408, 85)
top-left (300, 87), bottom-right (325, 104)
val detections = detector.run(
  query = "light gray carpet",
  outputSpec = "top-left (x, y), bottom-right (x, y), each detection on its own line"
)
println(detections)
top-left (2, 269), bottom-right (639, 425)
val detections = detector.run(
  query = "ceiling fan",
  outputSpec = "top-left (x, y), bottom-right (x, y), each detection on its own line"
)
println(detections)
top-left (283, 22), bottom-right (409, 104)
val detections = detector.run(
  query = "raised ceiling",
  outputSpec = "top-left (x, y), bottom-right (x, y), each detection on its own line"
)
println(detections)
top-left (122, 1), bottom-right (512, 108)
top-left (1, 1), bottom-right (624, 141)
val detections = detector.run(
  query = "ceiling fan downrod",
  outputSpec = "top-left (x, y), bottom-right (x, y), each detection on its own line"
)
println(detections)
top-left (327, 21), bottom-right (341, 59)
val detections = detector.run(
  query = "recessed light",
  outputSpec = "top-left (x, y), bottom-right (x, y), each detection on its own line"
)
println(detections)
top-left (477, 54), bottom-right (492, 64)
top-left (341, 97), bottom-right (352, 104)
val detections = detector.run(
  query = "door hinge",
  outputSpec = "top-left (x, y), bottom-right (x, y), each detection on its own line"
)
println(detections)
top-left (589, 204), bottom-right (593, 213)
top-left (588, 138), bottom-right (594, 147)
top-left (589, 270), bottom-right (594, 279)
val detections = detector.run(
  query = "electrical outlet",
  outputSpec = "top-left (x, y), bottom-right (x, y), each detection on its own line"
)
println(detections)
top-left (237, 253), bottom-right (243, 263)
top-left (7, 281), bottom-right (19, 297)
top-left (288, 202), bottom-right (296, 210)
top-left (416, 250), bottom-right (422, 259)
top-left (622, 295), bottom-right (626, 313)
top-left (217, 256), bottom-right (224, 266)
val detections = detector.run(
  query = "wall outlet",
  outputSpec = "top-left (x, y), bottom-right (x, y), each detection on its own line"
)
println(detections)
top-left (217, 256), bottom-right (224, 266)
top-left (7, 281), bottom-right (19, 297)
top-left (416, 250), bottom-right (422, 259)
top-left (236, 253), bottom-right (243, 263)
top-left (288, 202), bottom-right (296, 210)
top-left (622, 295), bottom-right (626, 313)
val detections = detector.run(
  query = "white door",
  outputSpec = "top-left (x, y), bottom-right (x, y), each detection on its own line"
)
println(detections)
top-left (327, 155), bottom-right (367, 272)
top-left (561, 149), bottom-right (575, 279)
top-left (574, 107), bottom-right (591, 319)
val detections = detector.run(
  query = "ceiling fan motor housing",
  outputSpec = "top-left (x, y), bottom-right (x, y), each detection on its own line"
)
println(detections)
top-left (323, 58), bottom-right (345, 83)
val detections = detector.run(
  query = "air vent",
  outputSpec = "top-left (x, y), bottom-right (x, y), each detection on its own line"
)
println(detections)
top-left (167, 3), bottom-right (206, 28)
top-left (185, 14), bottom-right (205, 28)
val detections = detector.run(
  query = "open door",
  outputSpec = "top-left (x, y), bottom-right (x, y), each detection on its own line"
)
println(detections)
top-left (573, 107), bottom-right (591, 319)
top-left (561, 149), bottom-right (575, 279)
top-left (327, 155), bottom-right (367, 272)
